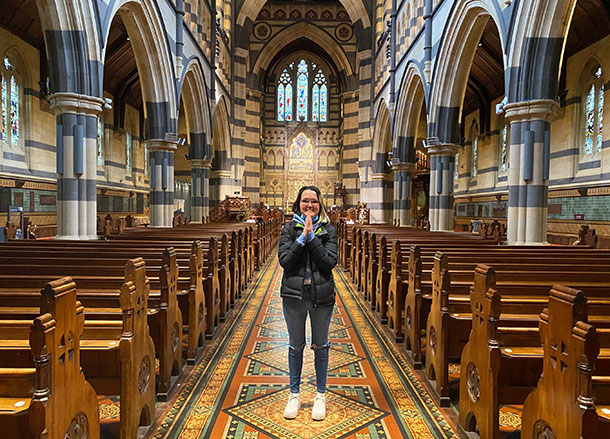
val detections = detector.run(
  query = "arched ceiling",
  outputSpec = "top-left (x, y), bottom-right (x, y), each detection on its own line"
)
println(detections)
top-left (103, 13), bottom-right (142, 114)
top-left (0, 0), bottom-right (44, 49)
top-left (463, 17), bottom-right (504, 121)
top-left (252, 21), bottom-right (353, 77)
top-left (267, 38), bottom-right (340, 76)
top-left (564, 0), bottom-right (610, 57)
top-left (238, 0), bottom-right (370, 28)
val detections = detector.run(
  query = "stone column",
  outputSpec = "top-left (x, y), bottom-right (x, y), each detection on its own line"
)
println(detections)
top-left (392, 162), bottom-right (415, 226)
top-left (428, 143), bottom-right (458, 231)
top-left (190, 158), bottom-right (212, 223)
top-left (49, 93), bottom-right (103, 240)
top-left (148, 139), bottom-right (178, 227)
top-left (367, 173), bottom-right (393, 224)
top-left (503, 100), bottom-right (558, 245)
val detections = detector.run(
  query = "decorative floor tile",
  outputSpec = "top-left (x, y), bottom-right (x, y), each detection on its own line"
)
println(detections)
top-left (225, 383), bottom-right (388, 439)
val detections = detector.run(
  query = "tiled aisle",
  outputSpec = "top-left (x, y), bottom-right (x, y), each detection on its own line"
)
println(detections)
top-left (149, 258), bottom-right (457, 439)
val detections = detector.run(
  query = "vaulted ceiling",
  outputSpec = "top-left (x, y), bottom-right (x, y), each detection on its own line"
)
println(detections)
top-left (463, 18), bottom-right (504, 129)
top-left (0, 0), bottom-right (44, 49)
top-left (564, 0), bottom-right (610, 57)
top-left (103, 13), bottom-right (142, 116)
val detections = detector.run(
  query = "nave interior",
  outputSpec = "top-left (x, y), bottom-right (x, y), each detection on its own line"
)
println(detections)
top-left (1, 220), bottom-right (609, 439)
top-left (1, 0), bottom-right (610, 437)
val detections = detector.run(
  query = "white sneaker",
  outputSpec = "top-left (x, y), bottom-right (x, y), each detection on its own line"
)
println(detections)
top-left (312, 392), bottom-right (326, 421)
top-left (284, 392), bottom-right (301, 419)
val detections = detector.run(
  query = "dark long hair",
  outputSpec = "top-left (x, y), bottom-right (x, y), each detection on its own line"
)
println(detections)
top-left (292, 185), bottom-right (329, 223)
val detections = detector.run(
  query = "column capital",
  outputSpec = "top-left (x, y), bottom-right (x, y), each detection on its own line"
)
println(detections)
top-left (426, 143), bottom-right (459, 156)
top-left (146, 139), bottom-right (178, 152)
top-left (371, 172), bottom-right (392, 181)
top-left (49, 93), bottom-right (104, 116)
top-left (190, 158), bottom-right (213, 169)
top-left (248, 89), bottom-right (264, 100)
top-left (213, 170), bottom-right (232, 179)
top-left (503, 99), bottom-right (558, 123)
top-left (391, 162), bottom-right (415, 173)
top-left (342, 90), bottom-right (359, 101)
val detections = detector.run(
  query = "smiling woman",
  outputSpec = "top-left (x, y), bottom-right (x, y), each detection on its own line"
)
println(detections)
top-left (278, 184), bottom-right (337, 421)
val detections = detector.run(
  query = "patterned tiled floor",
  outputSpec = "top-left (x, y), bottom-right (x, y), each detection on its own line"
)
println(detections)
top-left (148, 258), bottom-right (459, 438)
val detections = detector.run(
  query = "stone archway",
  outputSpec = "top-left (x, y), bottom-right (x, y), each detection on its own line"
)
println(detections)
top-left (392, 64), bottom-right (428, 226)
top-left (237, 0), bottom-right (371, 28)
top-left (211, 96), bottom-right (234, 207)
top-left (180, 61), bottom-right (213, 222)
top-left (102, 0), bottom-right (180, 227)
top-left (366, 100), bottom-right (393, 223)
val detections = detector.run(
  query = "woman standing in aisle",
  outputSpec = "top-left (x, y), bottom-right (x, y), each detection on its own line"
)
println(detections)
top-left (278, 185), bottom-right (338, 421)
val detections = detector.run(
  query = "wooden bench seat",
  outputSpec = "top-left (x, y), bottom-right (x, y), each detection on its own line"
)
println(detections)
top-left (0, 238), bottom-right (221, 353)
top-left (401, 244), bottom-right (610, 363)
top-left (422, 255), bottom-right (610, 405)
top-left (0, 269), bottom-right (155, 439)
top-left (0, 251), bottom-right (183, 398)
top-left (458, 273), bottom-right (610, 439)
top-left (117, 224), bottom-right (252, 290)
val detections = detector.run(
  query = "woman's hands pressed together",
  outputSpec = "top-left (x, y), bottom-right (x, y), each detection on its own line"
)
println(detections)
top-left (303, 212), bottom-right (314, 236)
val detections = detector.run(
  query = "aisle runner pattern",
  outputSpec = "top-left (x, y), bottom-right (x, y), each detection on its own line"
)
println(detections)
top-left (150, 259), bottom-right (456, 439)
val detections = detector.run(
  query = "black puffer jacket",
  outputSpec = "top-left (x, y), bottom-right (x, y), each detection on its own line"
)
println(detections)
top-left (278, 221), bottom-right (338, 307)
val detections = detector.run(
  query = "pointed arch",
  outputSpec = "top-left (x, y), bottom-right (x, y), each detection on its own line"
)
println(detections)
top-left (237, 0), bottom-right (370, 28)
top-left (372, 99), bottom-right (392, 171)
top-left (428, 0), bottom-right (506, 143)
top-left (506, 0), bottom-right (578, 102)
top-left (36, 0), bottom-right (102, 95)
top-left (102, 0), bottom-right (178, 138)
top-left (181, 60), bottom-right (213, 154)
top-left (393, 64), bottom-right (427, 163)
top-left (212, 95), bottom-right (232, 167)
top-left (252, 22), bottom-right (353, 77)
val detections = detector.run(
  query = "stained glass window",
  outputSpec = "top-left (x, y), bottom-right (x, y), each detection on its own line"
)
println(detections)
top-left (277, 84), bottom-right (285, 121)
top-left (585, 84), bottom-right (595, 154)
top-left (1, 75), bottom-right (6, 142)
top-left (2, 56), bottom-right (20, 146)
top-left (126, 132), bottom-right (131, 172)
top-left (584, 66), bottom-right (604, 154)
top-left (10, 76), bottom-right (18, 145)
top-left (277, 60), bottom-right (329, 123)
top-left (472, 137), bottom-right (478, 178)
top-left (297, 60), bottom-right (308, 121)
top-left (312, 84), bottom-right (319, 122)
top-left (311, 70), bottom-right (327, 122)
top-left (277, 69), bottom-right (292, 122)
top-left (285, 83), bottom-right (293, 122)
top-left (144, 143), bottom-right (148, 176)
top-left (320, 84), bottom-right (328, 122)
top-left (97, 118), bottom-right (103, 165)
top-left (598, 84), bottom-right (604, 150)
top-left (455, 152), bottom-right (459, 181)
top-left (501, 123), bottom-right (508, 172)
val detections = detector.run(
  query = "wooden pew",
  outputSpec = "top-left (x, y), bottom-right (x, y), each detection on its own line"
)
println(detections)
top-left (0, 261), bottom-right (157, 439)
top-left (402, 244), bottom-right (610, 367)
top-left (0, 277), bottom-right (101, 439)
top-left (457, 267), bottom-right (610, 439)
top-left (0, 251), bottom-right (183, 398)
top-left (0, 238), bottom-right (217, 348)
top-left (521, 286), bottom-right (610, 439)
top-left (424, 254), bottom-right (610, 406)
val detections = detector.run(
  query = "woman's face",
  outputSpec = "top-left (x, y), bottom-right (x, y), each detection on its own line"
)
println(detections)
top-left (299, 189), bottom-right (320, 217)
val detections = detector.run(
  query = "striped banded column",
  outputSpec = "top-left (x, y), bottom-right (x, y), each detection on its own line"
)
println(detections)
top-left (50, 93), bottom-right (103, 240)
top-left (503, 100), bottom-right (558, 245)
top-left (190, 158), bottom-right (212, 223)
top-left (428, 144), bottom-right (458, 231)
top-left (148, 140), bottom-right (177, 227)
top-left (392, 162), bottom-right (414, 226)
